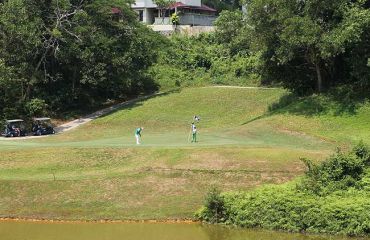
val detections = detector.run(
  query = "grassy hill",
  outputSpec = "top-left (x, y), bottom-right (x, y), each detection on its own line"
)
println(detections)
top-left (0, 87), bottom-right (368, 220)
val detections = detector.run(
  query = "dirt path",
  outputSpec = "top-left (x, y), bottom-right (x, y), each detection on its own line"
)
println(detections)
top-left (54, 94), bottom-right (157, 134)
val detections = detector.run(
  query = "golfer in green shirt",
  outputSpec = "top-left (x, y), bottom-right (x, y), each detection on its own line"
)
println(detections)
top-left (191, 122), bottom-right (197, 143)
top-left (135, 127), bottom-right (144, 144)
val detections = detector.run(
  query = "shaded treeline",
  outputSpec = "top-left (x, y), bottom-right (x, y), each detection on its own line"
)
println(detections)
top-left (0, 0), bottom-right (163, 120)
top-left (245, 0), bottom-right (370, 95)
top-left (205, 0), bottom-right (370, 95)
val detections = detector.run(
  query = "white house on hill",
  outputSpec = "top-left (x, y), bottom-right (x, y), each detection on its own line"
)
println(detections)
top-left (131, 0), bottom-right (217, 26)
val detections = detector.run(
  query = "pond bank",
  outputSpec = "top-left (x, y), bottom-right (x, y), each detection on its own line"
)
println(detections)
top-left (0, 217), bottom-right (197, 224)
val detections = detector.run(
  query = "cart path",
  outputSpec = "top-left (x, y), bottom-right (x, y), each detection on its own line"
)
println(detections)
top-left (0, 93), bottom-right (158, 141)
top-left (54, 93), bottom-right (158, 134)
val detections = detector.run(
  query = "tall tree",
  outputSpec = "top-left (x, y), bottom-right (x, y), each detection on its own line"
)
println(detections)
top-left (154, 0), bottom-right (175, 19)
top-left (247, 0), bottom-right (370, 94)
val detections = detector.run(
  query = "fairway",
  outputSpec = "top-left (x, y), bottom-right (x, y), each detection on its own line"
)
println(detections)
top-left (1, 87), bottom-right (368, 220)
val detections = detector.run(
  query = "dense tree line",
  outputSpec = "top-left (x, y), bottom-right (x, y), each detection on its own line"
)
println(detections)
top-left (0, 0), bottom-right (162, 120)
top-left (216, 0), bottom-right (370, 95)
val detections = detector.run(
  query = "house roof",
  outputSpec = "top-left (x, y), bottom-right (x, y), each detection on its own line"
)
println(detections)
top-left (199, 4), bottom-right (217, 12)
top-left (169, 2), bottom-right (217, 12)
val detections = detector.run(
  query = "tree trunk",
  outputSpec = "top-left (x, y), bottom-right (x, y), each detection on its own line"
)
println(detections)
top-left (72, 67), bottom-right (76, 96)
top-left (315, 61), bottom-right (322, 93)
top-left (21, 82), bottom-right (24, 100)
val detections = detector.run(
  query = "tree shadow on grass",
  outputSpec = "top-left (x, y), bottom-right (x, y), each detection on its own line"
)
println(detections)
top-left (269, 88), bottom-right (368, 117)
top-left (242, 86), bottom-right (369, 125)
top-left (242, 114), bottom-right (271, 125)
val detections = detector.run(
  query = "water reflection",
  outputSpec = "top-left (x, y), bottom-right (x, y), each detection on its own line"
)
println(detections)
top-left (0, 221), bottom-right (367, 240)
top-left (200, 224), bottom-right (364, 240)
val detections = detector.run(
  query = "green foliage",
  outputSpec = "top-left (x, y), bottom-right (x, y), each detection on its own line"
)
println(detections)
top-left (25, 98), bottom-right (48, 117)
top-left (155, 1), bottom-right (370, 96)
top-left (0, 0), bottom-right (161, 120)
top-left (219, 186), bottom-right (370, 236)
top-left (353, 141), bottom-right (370, 164)
top-left (153, 0), bottom-right (175, 9)
top-left (214, 10), bottom-right (250, 55)
top-left (154, 0), bottom-right (175, 17)
top-left (208, 0), bottom-right (370, 96)
top-left (151, 33), bottom-right (260, 90)
top-left (298, 145), bottom-right (369, 195)
top-left (196, 187), bottom-right (227, 223)
top-left (170, 12), bottom-right (180, 25)
top-left (246, 0), bottom-right (370, 94)
top-left (198, 143), bottom-right (370, 235)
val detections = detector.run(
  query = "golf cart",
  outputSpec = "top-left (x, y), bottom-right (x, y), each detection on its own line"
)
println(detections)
top-left (32, 117), bottom-right (55, 136)
top-left (2, 119), bottom-right (27, 137)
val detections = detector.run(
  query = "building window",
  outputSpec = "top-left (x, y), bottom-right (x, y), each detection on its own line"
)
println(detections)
top-left (138, 10), bottom-right (144, 22)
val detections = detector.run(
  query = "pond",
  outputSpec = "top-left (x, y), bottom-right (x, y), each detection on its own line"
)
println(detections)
top-left (0, 221), bottom-right (367, 240)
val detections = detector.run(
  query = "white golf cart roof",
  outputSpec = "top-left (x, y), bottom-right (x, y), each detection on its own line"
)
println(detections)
top-left (34, 117), bottom-right (51, 121)
top-left (6, 119), bottom-right (24, 123)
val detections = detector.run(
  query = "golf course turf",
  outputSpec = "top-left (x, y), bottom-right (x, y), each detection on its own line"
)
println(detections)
top-left (0, 87), bottom-right (369, 220)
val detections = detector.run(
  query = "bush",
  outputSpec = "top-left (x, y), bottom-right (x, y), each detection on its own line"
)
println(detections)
top-left (298, 145), bottom-right (369, 195)
top-left (197, 143), bottom-right (370, 236)
top-left (195, 187), bottom-right (227, 223)
top-left (353, 141), bottom-right (370, 165)
top-left (221, 186), bottom-right (370, 235)
top-left (25, 98), bottom-right (48, 117)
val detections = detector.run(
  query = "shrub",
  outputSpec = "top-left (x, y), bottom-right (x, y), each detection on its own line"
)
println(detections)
top-left (298, 144), bottom-right (369, 195)
top-left (353, 141), bottom-right (370, 165)
top-left (196, 187), bottom-right (227, 223)
top-left (197, 143), bottom-right (370, 236)
top-left (25, 98), bottom-right (48, 117)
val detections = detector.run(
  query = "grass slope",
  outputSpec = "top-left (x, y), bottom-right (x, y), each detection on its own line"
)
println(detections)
top-left (0, 87), bottom-right (368, 220)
